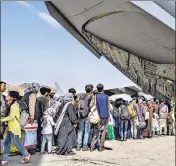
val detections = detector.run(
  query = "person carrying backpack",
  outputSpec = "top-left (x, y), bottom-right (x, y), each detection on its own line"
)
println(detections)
top-left (1, 91), bottom-right (31, 166)
top-left (158, 99), bottom-right (168, 135)
top-left (20, 83), bottom-right (40, 127)
top-left (137, 98), bottom-right (147, 139)
top-left (76, 84), bottom-right (94, 151)
top-left (18, 83), bottom-right (40, 154)
top-left (128, 99), bottom-right (139, 139)
top-left (90, 84), bottom-right (109, 152)
top-left (119, 98), bottom-right (130, 141)
top-left (35, 87), bottom-right (51, 152)
top-left (111, 99), bottom-right (121, 140)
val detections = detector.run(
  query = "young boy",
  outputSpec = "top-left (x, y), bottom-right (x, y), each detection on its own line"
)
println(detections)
top-left (152, 110), bottom-right (160, 137)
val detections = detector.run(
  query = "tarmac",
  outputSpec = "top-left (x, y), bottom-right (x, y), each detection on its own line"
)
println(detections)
top-left (6, 136), bottom-right (175, 166)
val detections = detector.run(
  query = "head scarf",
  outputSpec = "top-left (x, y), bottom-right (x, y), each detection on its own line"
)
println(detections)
top-left (147, 100), bottom-right (152, 108)
top-left (50, 94), bottom-right (62, 111)
top-left (25, 83), bottom-right (40, 94)
top-left (63, 93), bottom-right (74, 104)
top-left (53, 94), bottom-right (60, 101)
top-left (42, 108), bottom-right (56, 125)
top-left (54, 93), bottom-right (74, 135)
top-left (43, 107), bottom-right (55, 117)
top-left (138, 98), bottom-right (143, 107)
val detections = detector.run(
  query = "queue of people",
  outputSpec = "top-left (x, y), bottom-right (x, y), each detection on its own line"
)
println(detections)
top-left (111, 96), bottom-right (175, 141)
top-left (0, 81), bottom-right (175, 166)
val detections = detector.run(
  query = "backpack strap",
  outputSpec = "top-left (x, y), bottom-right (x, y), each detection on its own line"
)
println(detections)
top-left (15, 116), bottom-right (20, 123)
top-left (2, 95), bottom-right (6, 101)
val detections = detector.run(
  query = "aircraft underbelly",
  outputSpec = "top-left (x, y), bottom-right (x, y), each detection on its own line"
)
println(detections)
top-left (45, 1), bottom-right (175, 99)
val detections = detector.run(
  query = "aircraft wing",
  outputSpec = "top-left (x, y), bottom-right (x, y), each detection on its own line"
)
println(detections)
top-left (45, 1), bottom-right (175, 99)
top-left (154, 1), bottom-right (175, 18)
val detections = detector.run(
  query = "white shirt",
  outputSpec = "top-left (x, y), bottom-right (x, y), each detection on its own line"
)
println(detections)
top-left (152, 112), bottom-right (159, 127)
top-left (41, 116), bottom-right (55, 135)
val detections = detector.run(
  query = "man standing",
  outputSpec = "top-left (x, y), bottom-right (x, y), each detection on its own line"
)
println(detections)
top-left (158, 99), bottom-right (168, 135)
top-left (68, 88), bottom-right (76, 96)
top-left (23, 83), bottom-right (40, 125)
top-left (112, 98), bottom-right (121, 140)
top-left (77, 84), bottom-right (93, 151)
top-left (35, 87), bottom-right (51, 151)
top-left (129, 99), bottom-right (139, 139)
top-left (0, 81), bottom-right (7, 116)
top-left (0, 81), bottom-right (7, 139)
top-left (119, 98), bottom-right (130, 141)
top-left (91, 84), bottom-right (109, 152)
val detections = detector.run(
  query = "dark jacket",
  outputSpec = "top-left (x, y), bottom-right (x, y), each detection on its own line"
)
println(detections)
top-left (35, 95), bottom-right (49, 121)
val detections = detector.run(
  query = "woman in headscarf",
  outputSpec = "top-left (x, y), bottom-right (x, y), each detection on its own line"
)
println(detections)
top-left (137, 98), bottom-right (147, 139)
top-left (144, 101), bottom-right (153, 138)
top-left (55, 93), bottom-right (78, 156)
top-left (50, 94), bottom-right (64, 146)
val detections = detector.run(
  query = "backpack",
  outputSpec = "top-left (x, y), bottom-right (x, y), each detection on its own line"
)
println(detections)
top-left (88, 95), bottom-right (100, 124)
top-left (159, 105), bottom-right (168, 119)
top-left (0, 94), bottom-right (7, 117)
top-left (0, 95), bottom-right (6, 106)
top-left (111, 105), bottom-right (120, 118)
top-left (168, 112), bottom-right (174, 124)
top-left (120, 105), bottom-right (130, 120)
top-left (138, 122), bottom-right (146, 129)
top-left (19, 93), bottom-right (32, 128)
top-left (78, 94), bottom-right (91, 118)
top-left (128, 103), bottom-right (137, 119)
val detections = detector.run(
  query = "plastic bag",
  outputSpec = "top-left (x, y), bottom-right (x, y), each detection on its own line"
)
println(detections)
top-left (107, 114), bottom-right (115, 140)
top-left (0, 131), bottom-right (18, 154)
top-left (107, 125), bottom-right (115, 140)
top-left (23, 123), bottom-right (38, 149)
top-left (138, 122), bottom-right (146, 129)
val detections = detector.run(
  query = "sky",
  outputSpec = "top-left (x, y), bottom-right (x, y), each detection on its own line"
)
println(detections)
top-left (1, 1), bottom-right (175, 93)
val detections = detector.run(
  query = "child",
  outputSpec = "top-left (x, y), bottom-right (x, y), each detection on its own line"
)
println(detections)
top-left (1, 91), bottom-right (31, 166)
top-left (152, 110), bottom-right (160, 137)
top-left (41, 108), bottom-right (55, 154)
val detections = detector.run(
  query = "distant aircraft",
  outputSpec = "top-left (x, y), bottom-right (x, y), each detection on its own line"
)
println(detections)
top-left (77, 85), bottom-right (153, 101)
top-left (54, 82), bottom-right (65, 97)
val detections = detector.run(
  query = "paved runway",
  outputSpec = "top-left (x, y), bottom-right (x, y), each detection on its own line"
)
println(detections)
top-left (6, 136), bottom-right (175, 166)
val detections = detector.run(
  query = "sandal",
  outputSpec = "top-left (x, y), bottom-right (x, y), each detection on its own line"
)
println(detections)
top-left (1, 161), bottom-right (8, 166)
top-left (21, 154), bottom-right (31, 164)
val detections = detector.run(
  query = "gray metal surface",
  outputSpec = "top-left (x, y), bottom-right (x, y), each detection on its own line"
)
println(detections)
top-left (46, 0), bottom-right (175, 64)
top-left (45, 1), bottom-right (102, 59)
top-left (154, 1), bottom-right (175, 18)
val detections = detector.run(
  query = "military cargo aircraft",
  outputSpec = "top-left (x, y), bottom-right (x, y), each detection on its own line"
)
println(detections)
top-left (45, 1), bottom-right (175, 99)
